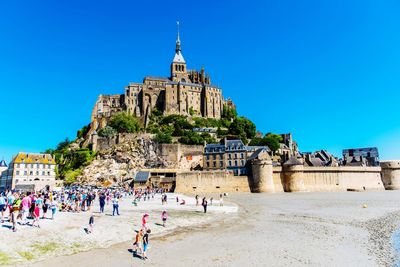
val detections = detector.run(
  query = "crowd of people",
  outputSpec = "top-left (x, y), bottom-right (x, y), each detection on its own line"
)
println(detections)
top-left (0, 186), bottom-right (226, 261)
top-left (0, 187), bottom-right (128, 232)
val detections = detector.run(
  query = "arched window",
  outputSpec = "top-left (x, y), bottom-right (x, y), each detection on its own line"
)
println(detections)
top-left (175, 65), bottom-right (178, 71)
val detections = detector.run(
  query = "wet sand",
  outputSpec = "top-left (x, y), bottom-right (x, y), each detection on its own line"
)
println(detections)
top-left (26, 191), bottom-right (400, 267)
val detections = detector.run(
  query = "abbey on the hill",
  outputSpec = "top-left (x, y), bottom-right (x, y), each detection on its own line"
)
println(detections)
top-left (90, 23), bottom-right (234, 132)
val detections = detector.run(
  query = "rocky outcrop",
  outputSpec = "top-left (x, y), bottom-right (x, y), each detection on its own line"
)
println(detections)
top-left (77, 134), bottom-right (174, 186)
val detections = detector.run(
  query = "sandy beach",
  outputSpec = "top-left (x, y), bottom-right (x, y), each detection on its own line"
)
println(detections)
top-left (3, 191), bottom-right (400, 267)
top-left (0, 193), bottom-right (236, 266)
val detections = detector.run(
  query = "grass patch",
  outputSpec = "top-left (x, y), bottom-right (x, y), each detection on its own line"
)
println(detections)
top-left (71, 242), bottom-right (82, 249)
top-left (0, 252), bottom-right (11, 265)
top-left (31, 242), bottom-right (59, 254)
top-left (17, 251), bottom-right (35, 261)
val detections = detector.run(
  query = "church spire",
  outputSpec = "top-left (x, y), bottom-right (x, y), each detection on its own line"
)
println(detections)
top-left (172, 21), bottom-right (185, 63)
top-left (176, 21), bottom-right (181, 53)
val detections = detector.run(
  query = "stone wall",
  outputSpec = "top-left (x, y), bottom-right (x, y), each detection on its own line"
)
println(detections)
top-left (269, 166), bottom-right (384, 192)
top-left (380, 160), bottom-right (400, 190)
top-left (175, 170), bottom-right (250, 194)
top-left (156, 143), bottom-right (203, 171)
top-left (96, 136), bottom-right (118, 151)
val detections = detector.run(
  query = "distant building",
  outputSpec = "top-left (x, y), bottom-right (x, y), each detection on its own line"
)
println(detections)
top-left (204, 139), bottom-right (270, 176)
top-left (2, 153), bottom-right (57, 191)
top-left (342, 147), bottom-right (379, 167)
top-left (301, 150), bottom-right (339, 167)
top-left (0, 160), bottom-right (8, 190)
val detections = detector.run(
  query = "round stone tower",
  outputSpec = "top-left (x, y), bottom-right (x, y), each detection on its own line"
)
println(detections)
top-left (283, 157), bottom-right (306, 192)
top-left (250, 151), bottom-right (274, 193)
top-left (380, 160), bottom-right (400, 190)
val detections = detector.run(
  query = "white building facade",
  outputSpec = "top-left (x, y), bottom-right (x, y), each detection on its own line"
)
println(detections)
top-left (3, 153), bottom-right (56, 191)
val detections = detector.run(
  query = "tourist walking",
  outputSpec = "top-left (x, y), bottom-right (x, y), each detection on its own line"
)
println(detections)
top-left (202, 197), bottom-right (208, 213)
top-left (42, 195), bottom-right (50, 218)
top-left (35, 194), bottom-right (43, 218)
top-left (112, 195), bottom-right (120, 216)
top-left (50, 199), bottom-right (58, 220)
top-left (142, 229), bottom-right (151, 260)
top-left (21, 193), bottom-right (32, 225)
top-left (195, 195), bottom-right (199, 206)
top-left (142, 213), bottom-right (149, 229)
top-left (7, 192), bottom-right (15, 222)
top-left (133, 229), bottom-right (143, 255)
top-left (99, 193), bottom-right (106, 214)
top-left (219, 194), bottom-right (224, 206)
top-left (161, 210), bottom-right (168, 227)
top-left (0, 193), bottom-right (7, 223)
top-left (11, 194), bottom-right (21, 232)
top-left (31, 203), bottom-right (40, 228)
top-left (88, 213), bottom-right (94, 233)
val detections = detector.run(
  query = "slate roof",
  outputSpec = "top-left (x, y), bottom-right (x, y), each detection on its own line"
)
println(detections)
top-left (0, 160), bottom-right (7, 167)
top-left (173, 51), bottom-right (185, 63)
top-left (248, 148), bottom-right (271, 161)
top-left (135, 171), bottom-right (150, 183)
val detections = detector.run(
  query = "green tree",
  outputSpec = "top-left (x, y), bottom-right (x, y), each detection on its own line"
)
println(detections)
top-left (98, 126), bottom-right (117, 137)
top-left (63, 169), bottom-right (82, 185)
top-left (249, 133), bottom-right (282, 153)
top-left (179, 131), bottom-right (204, 145)
top-left (155, 132), bottom-right (173, 144)
top-left (56, 138), bottom-right (71, 151)
top-left (228, 116), bottom-right (256, 143)
top-left (189, 107), bottom-right (195, 116)
top-left (263, 133), bottom-right (283, 153)
top-left (77, 124), bottom-right (90, 139)
top-left (222, 104), bottom-right (237, 120)
top-left (109, 112), bottom-right (140, 133)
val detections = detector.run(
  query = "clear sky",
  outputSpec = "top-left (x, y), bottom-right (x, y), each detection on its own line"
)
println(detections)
top-left (1, 0), bottom-right (400, 163)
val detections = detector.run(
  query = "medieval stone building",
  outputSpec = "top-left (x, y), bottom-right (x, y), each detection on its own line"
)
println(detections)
top-left (89, 26), bottom-right (231, 135)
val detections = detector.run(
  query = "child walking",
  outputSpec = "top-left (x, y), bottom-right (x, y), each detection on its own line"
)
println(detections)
top-left (31, 203), bottom-right (40, 228)
top-left (88, 213), bottom-right (94, 234)
top-left (142, 229), bottom-right (151, 260)
top-left (133, 229), bottom-right (143, 255)
top-left (161, 210), bottom-right (168, 227)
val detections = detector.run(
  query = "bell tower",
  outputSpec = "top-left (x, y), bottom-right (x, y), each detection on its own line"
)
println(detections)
top-left (171, 21), bottom-right (188, 82)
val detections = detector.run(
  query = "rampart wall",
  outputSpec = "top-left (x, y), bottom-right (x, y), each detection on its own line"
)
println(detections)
top-left (175, 170), bottom-right (250, 194)
top-left (380, 160), bottom-right (400, 190)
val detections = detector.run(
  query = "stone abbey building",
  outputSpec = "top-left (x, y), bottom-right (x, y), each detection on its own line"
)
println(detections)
top-left (89, 27), bottom-right (233, 134)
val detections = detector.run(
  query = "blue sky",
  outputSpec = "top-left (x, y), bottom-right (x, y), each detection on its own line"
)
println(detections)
top-left (1, 0), bottom-right (400, 162)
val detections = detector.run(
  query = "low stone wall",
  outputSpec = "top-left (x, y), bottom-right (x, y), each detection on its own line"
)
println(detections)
top-left (175, 170), bottom-right (250, 194)
top-left (97, 136), bottom-right (118, 151)
top-left (269, 166), bottom-right (384, 192)
top-left (381, 160), bottom-right (400, 190)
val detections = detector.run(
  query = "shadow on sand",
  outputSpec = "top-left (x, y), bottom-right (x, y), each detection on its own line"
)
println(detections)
top-left (128, 249), bottom-right (143, 260)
